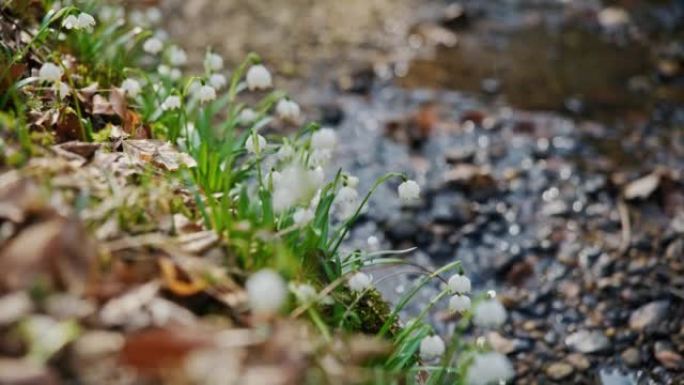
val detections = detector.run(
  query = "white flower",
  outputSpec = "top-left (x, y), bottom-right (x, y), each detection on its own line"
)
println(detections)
top-left (76, 13), bottom-right (96, 30)
top-left (39, 63), bottom-right (63, 82)
top-left (62, 14), bottom-right (78, 29)
top-left (146, 7), bottom-right (162, 25)
top-left (121, 78), bottom-right (141, 98)
top-left (336, 186), bottom-right (358, 205)
top-left (345, 175), bottom-right (359, 188)
top-left (276, 143), bottom-right (294, 160)
top-left (246, 64), bottom-right (272, 91)
top-left (161, 95), bottom-right (181, 111)
top-left (348, 272), bottom-right (372, 292)
top-left (246, 269), bottom-right (286, 315)
top-left (293, 208), bottom-right (314, 225)
top-left (239, 108), bottom-right (257, 125)
top-left (143, 37), bottom-right (163, 54)
top-left (290, 283), bottom-right (317, 304)
top-left (205, 52), bottom-right (223, 71)
top-left (420, 335), bottom-right (445, 361)
top-left (168, 46), bottom-right (187, 66)
top-left (272, 163), bottom-right (321, 212)
top-left (449, 294), bottom-right (471, 313)
top-left (598, 7), bottom-right (629, 29)
top-left (473, 299), bottom-right (507, 328)
top-left (196, 85), bottom-right (216, 103)
top-left (208, 73), bottom-right (227, 90)
top-left (466, 352), bottom-right (514, 385)
top-left (245, 134), bottom-right (266, 154)
top-left (276, 99), bottom-right (301, 122)
top-left (398, 180), bottom-right (420, 204)
top-left (169, 68), bottom-right (182, 81)
top-left (54, 81), bottom-right (70, 99)
top-left (448, 274), bottom-right (471, 294)
top-left (309, 167), bottom-right (325, 188)
top-left (311, 128), bottom-right (337, 151)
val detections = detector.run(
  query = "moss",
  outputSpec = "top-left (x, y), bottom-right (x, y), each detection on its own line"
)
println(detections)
top-left (351, 288), bottom-right (400, 337)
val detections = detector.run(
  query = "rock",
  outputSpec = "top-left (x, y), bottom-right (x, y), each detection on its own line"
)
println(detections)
top-left (654, 341), bottom-right (684, 369)
top-left (565, 330), bottom-right (609, 353)
top-left (623, 173), bottom-right (660, 200)
top-left (0, 358), bottom-right (59, 385)
top-left (546, 362), bottom-right (574, 380)
top-left (566, 353), bottom-right (591, 371)
top-left (621, 347), bottom-right (640, 367)
top-left (599, 368), bottom-right (638, 385)
top-left (629, 300), bottom-right (669, 330)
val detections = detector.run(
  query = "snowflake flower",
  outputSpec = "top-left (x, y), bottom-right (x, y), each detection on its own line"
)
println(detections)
top-left (293, 208), bottom-right (314, 225)
top-left (449, 294), bottom-right (471, 313)
top-left (205, 52), bottom-right (223, 71)
top-left (76, 13), bottom-right (96, 30)
top-left (62, 14), bottom-right (78, 29)
top-left (311, 128), bottom-right (337, 151)
top-left (473, 299), bottom-right (507, 328)
top-left (276, 99), bottom-right (301, 122)
top-left (196, 85), bottom-right (216, 104)
top-left (398, 180), bottom-right (420, 204)
top-left (246, 64), bottom-right (272, 91)
top-left (143, 37), bottom-right (163, 54)
top-left (208, 73), bottom-right (227, 90)
top-left (161, 95), bottom-right (181, 111)
top-left (168, 46), bottom-right (187, 66)
top-left (246, 269), bottom-right (286, 315)
top-left (345, 175), bottom-right (359, 188)
top-left (245, 133), bottom-right (266, 154)
top-left (121, 78), bottom-right (141, 98)
top-left (54, 81), bottom-right (70, 99)
top-left (420, 335), bottom-right (445, 361)
top-left (348, 272), bottom-right (372, 292)
top-left (39, 63), bottom-right (63, 82)
top-left (272, 163), bottom-right (322, 212)
top-left (465, 352), bottom-right (514, 385)
top-left (448, 274), bottom-right (471, 294)
top-left (239, 108), bottom-right (257, 125)
top-left (276, 143), bottom-right (294, 160)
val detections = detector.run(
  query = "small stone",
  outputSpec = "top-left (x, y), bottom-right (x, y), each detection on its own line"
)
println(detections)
top-left (621, 348), bottom-right (640, 367)
top-left (629, 300), bottom-right (669, 330)
top-left (566, 353), bottom-right (590, 371)
top-left (546, 362), bottom-right (574, 380)
top-left (565, 330), bottom-right (609, 353)
top-left (654, 341), bottom-right (684, 369)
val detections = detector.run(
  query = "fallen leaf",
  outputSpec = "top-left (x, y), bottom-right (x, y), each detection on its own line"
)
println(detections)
top-left (624, 172), bottom-right (660, 200)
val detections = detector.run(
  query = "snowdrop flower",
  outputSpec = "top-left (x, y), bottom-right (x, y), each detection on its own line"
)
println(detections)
top-left (473, 299), bottom-right (507, 328)
top-left (168, 46), bottom-right (187, 66)
top-left (39, 63), bottom-right (63, 82)
top-left (205, 52), bottom-right (223, 71)
top-left (293, 208), bottom-right (314, 225)
top-left (448, 274), bottom-right (471, 294)
top-left (161, 95), bottom-right (181, 111)
top-left (311, 128), bottom-right (337, 151)
top-left (465, 352), bottom-right (514, 385)
top-left (348, 272), bottom-right (372, 292)
top-left (143, 37), bottom-right (163, 54)
top-left (245, 133), bottom-right (266, 154)
top-left (121, 78), bottom-right (141, 98)
top-left (76, 13), bottom-right (96, 30)
top-left (420, 335), bottom-right (445, 361)
top-left (246, 269), bottom-right (286, 315)
top-left (290, 283), bottom-right (317, 304)
top-left (62, 14), bottom-right (78, 29)
top-left (398, 180), bottom-right (420, 204)
top-left (239, 108), bottom-right (257, 125)
top-left (208, 73), bottom-right (227, 90)
top-left (196, 85), bottom-right (216, 104)
top-left (276, 99), bottom-right (301, 122)
top-left (345, 175), bottom-right (359, 188)
top-left (449, 294), bottom-right (471, 313)
top-left (246, 64), bottom-right (272, 91)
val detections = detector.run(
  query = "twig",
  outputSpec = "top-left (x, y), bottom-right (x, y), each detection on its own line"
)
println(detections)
top-left (618, 198), bottom-right (631, 256)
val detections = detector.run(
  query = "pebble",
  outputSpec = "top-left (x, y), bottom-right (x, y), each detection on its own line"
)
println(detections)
top-left (621, 347), bottom-right (641, 367)
top-left (628, 300), bottom-right (669, 331)
top-left (545, 362), bottom-right (574, 380)
top-left (565, 330), bottom-right (609, 353)
top-left (654, 341), bottom-right (684, 369)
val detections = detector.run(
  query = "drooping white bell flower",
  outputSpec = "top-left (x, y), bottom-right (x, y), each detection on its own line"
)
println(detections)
top-left (168, 46), bottom-right (187, 66)
top-left (76, 13), bottom-right (96, 30)
top-left (276, 99), bottom-right (300, 122)
top-left (143, 37), bottom-right (163, 54)
top-left (39, 63), bottom-right (63, 82)
top-left (348, 272), bottom-right (372, 292)
top-left (448, 274), bottom-right (471, 294)
top-left (238, 108), bottom-right (257, 125)
top-left (246, 64), bottom-right (272, 91)
top-left (309, 166), bottom-right (325, 188)
top-left (205, 52), bottom-right (223, 71)
top-left (449, 294), bottom-right (471, 313)
top-left (245, 133), bottom-right (266, 154)
top-left (472, 299), bottom-right (507, 328)
top-left (208, 73), bottom-right (227, 90)
top-left (62, 14), bottom-right (78, 29)
top-left (121, 78), bottom-right (141, 98)
top-left (345, 175), bottom-right (359, 188)
top-left (169, 68), bottom-right (182, 81)
top-left (246, 269), bottom-right (286, 315)
top-left (419, 335), bottom-right (446, 361)
top-left (398, 180), bottom-right (420, 204)
top-left (276, 143), bottom-right (294, 160)
top-left (465, 352), bottom-right (514, 385)
top-left (293, 208), bottom-right (314, 225)
top-left (311, 128), bottom-right (337, 151)
top-left (54, 81), bottom-right (70, 99)
top-left (161, 95), bottom-right (181, 111)
top-left (272, 163), bottom-right (321, 212)
top-left (290, 283), bottom-right (317, 304)
top-left (196, 84), bottom-right (216, 104)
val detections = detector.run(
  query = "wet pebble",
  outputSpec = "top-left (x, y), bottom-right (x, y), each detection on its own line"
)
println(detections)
top-left (565, 330), bottom-right (610, 354)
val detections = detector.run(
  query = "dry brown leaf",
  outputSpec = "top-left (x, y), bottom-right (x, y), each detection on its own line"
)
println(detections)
top-left (123, 139), bottom-right (197, 171)
top-left (158, 257), bottom-right (207, 296)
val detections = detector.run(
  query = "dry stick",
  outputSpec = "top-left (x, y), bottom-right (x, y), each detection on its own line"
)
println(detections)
top-left (618, 198), bottom-right (631, 256)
